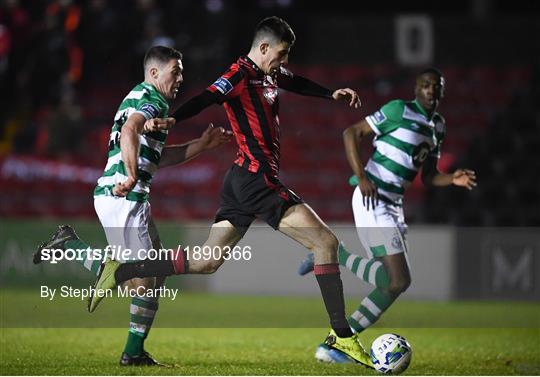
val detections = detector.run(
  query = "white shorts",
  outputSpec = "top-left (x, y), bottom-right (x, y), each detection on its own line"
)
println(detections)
top-left (352, 187), bottom-right (409, 259)
top-left (94, 196), bottom-right (161, 262)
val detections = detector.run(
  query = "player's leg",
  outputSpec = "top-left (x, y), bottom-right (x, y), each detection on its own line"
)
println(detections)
top-left (187, 220), bottom-right (244, 273)
top-left (346, 187), bottom-right (411, 333)
top-left (120, 217), bottom-right (164, 366)
top-left (105, 219), bottom-right (244, 284)
top-left (120, 276), bottom-right (161, 366)
top-left (348, 252), bottom-right (410, 333)
top-left (328, 186), bottom-right (392, 288)
top-left (277, 203), bottom-right (372, 367)
top-left (298, 188), bottom-right (391, 289)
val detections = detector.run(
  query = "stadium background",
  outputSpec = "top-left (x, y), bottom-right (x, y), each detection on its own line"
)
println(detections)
top-left (0, 0), bottom-right (539, 375)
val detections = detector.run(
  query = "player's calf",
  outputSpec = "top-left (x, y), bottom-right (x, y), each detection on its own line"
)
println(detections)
top-left (380, 253), bottom-right (411, 298)
top-left (386, 276), bottom-right (411, 297)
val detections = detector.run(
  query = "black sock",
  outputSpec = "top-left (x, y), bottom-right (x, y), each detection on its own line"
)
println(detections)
top-left (314, 263), bottom-right (353, 338)
top-left (114, 259), bottom-right (174, 283)
top-left (114, 249), bottom-right (188, 284)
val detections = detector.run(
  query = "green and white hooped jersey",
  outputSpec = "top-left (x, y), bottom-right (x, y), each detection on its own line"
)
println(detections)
top-left (94, 82), bottom-right (169, 202)
top-left (350, 99), bottom-right (446, 206)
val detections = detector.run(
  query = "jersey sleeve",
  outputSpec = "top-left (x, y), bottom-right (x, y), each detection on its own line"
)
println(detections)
top-left (365, 99), bottom-right (404, 135)
top-left (133, 92), bottom-right (167, 120)
top-left (206, 64), bottom-right (245, 102)
top-left (430, 113), bottom-right (446, 158)
top-left (277, 66), bottom-right (333, 99)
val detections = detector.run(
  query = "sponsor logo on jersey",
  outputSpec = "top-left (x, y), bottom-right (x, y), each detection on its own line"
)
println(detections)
top-left (263, 88), bottom-right (278, 105)
top-left (212, 77), bottom-right (234, 95)
top-left (372, 111), bottom-right (387, 125)
top-left (139, 103), bottom-right (160, 119)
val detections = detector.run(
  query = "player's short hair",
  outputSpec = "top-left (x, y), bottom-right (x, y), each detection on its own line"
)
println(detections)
top-left (143, 46), bottom-right (182, 70)
top-left (417, 67), bottom-right (443, 79)
top-left (251, 16), bottom-right (296, 48)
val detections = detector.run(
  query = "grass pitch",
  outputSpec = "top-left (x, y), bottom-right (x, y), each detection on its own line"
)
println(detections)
top-left (0, 291), bottom-right (539, 375)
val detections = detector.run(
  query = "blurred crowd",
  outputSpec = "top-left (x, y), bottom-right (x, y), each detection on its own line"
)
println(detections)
top-left (0, 0), bottom-right (538, 225)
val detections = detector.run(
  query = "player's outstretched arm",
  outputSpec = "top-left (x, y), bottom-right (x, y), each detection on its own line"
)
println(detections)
top-left (278, 69), bottom-right (360, 108)
top-left (158, 123), bottom-right (233, 168)
top-left (171, 91), bottom-right (221, 122)
top-left (113, 113), bottom-right (146, 197)
top-left (343, 119), bottom-right (378, 210)
top-left (422, 157), bottom-right (477, 190)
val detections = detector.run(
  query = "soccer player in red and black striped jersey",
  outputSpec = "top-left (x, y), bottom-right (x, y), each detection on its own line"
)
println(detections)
top-left (92, 16), bottom-right (373, 367)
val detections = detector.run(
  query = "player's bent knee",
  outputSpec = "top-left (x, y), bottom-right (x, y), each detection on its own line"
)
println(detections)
top-left (315, 230), bottom-right (339, 255)
top-left (387, 276), bottom-right (411, 296)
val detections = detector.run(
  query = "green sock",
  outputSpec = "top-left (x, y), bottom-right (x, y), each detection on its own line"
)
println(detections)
top-left (124, 296), bottom-right (159, 356)
top-left (124, 331), bottom-right (145, 357)
top-left (337, 243), bottom-right (350, 265)
top-left (348, 288), bottom-right (395, 333)
top-left (64, 239), bottom-right (101, 275)
top-left (338, 244), bottom-right (389, 288)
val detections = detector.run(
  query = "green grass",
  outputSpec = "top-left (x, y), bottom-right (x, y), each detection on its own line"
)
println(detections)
top-left (1, 290), bottom-right (539, 375)
top-left (1, 328), bottom-right (538, 375)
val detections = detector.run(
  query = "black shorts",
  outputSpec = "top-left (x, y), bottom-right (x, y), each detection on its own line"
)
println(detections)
top-left (214, 164), bottom-right (304, 234)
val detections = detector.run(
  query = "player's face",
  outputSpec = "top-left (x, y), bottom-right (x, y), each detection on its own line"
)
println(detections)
top-left (263, 41), bottom-right (291, 75)
top-left (157, 59), bottom-right (183, 100)
top-left (415, 73), bottom-right (445, 114)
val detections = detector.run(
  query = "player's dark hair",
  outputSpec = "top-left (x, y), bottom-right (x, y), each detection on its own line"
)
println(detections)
top-left (252, 16), bottom-right (296, 47)
top-left (143, 46), bottom-right (182, 70)
top-left (418, 67), bottom-right (443, 79)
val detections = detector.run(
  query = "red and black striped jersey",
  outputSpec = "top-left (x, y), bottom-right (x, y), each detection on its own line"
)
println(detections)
top-left (207, 56), bottom-right (284, 177)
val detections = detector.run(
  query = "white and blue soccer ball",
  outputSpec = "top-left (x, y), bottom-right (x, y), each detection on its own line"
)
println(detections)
top-left (370, 333), bottom-right (412, 374)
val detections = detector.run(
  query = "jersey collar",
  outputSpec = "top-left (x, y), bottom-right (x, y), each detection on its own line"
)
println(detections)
top-left (141, 82), bottom-right (168, 104)
top-left (239, 56), bottom-right (265, 78)
top-left (412, 99), bottom-right (432, 120)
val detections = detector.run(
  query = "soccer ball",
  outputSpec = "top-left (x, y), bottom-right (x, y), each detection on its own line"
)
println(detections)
top-left (370, 333), bottom-right (412, 374)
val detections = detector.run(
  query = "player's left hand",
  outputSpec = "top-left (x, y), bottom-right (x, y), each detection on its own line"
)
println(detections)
top-left (143, 117), bottom-right (176, 133)
top-left (200, 123), bottom-right (233, 150)
top-left (452, 169), bottom-right (477, 190)
top-left (332, 88), bottom-right (361, 109)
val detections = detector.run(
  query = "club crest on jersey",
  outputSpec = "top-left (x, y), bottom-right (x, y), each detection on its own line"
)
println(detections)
top-left (263, 87), bottom-right (278, 104)
top-left (391, 233), bottom-right (404, 251)
top-left (212, 77), bottom-right (233, 95)
top-left (139, 103), bottom-right (160, 118)
top-left (372, 111), bottom-right (387, 125)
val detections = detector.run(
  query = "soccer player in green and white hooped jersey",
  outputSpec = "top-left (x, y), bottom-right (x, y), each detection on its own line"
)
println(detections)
top-left (299, 68), bottom-right (477, 363)
top-left (34, 45), bottom-right (232, 366)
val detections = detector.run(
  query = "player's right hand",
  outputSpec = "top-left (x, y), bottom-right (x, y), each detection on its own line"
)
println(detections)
top-left (359, 176), bottom-right (378, 211)
top-left (200, 123), bottom-right (233, 150)
top-left (143, 117), bottom-right (176, 133)
top-left (113, 176), bottom-right (137, 197)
